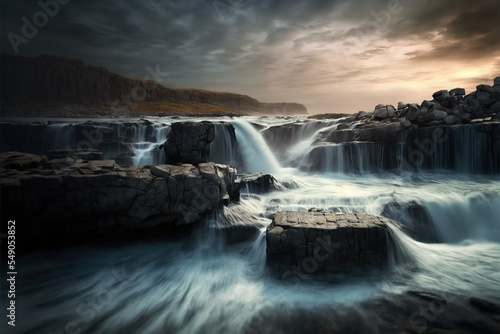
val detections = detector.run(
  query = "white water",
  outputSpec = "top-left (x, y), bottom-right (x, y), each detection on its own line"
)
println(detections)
top-left (131, 124), bottom-right (170, 165)
top-left (230, 119), bottom-right (281, 173)
top-left (1, 116), bottom-right (499, 333)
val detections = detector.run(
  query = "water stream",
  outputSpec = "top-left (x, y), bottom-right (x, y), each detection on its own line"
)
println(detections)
top-left (1, 116), bottom-right (499, 333)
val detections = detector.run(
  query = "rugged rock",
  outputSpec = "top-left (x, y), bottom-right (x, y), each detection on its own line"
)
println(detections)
top-left (381, 201), bottom-right (437, 242)
top-left (400, 119), bottom-right (412, 128)
top-left (237, 173), bottom-right (286, 194)
top-left (406, 105), bottom-right (420, 122)
top-left (163, 121), bottom-right (215, 164)
top-left (47, 149), bottom-right (103, 161)
top-left (424, 109), bottom-right (448, 122)
top-left (450, 88), bottom-right (466, 96)
top-left (444, 115), bottom-right (461, 125)
top-left (266, 211), bottom-right (392, 275)
top-left (432, 90), bottom-right (449, 102)
top-left (308, 113), bottom-right (350, 120)
top-left (373, 104), bottom-right (395, 120)
top-left (325, 129), bottom-right (355, 143)
top-left (354, 111), bottom-right (372, 120)
top-left (354, 123), bottom-right (404, 142)
top-left (0, 152), bottom-right (238, 250)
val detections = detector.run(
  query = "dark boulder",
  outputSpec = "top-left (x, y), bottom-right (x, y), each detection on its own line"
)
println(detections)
top-left (381, 201), bottom-right (437, 242)
top-left (237, 173), bottom-right (286, 194)
top-left (325, 129), bottom-right (355, 143)
top-left (164, 121), bottom-right (215, 164)
top-left (266, 211), bottom-right (393, 275)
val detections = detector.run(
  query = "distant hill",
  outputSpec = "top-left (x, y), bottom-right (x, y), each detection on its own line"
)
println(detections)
top-left (0, 54), bottom-right (307, 117)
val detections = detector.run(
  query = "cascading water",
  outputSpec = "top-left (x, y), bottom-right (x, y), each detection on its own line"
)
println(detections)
top-left (131, 124), bottom-right (171, 165)
top-left (1, 116), bottom-right (499, 333)
top-left (307, 142), bottom-right (409, 174)
top-left (230, 119), bottom-right (281, 173)
top-left (209, 123), bottom-right (239, 166)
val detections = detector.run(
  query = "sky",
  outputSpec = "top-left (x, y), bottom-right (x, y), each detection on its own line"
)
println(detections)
top-left (1, 0), bottom-right (499, 114)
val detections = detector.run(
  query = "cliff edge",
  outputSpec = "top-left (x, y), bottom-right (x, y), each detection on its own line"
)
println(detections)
top-left (0, 54), bottom-right (307, 117)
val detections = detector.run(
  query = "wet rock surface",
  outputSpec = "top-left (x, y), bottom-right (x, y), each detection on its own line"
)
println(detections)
top-left (237, 173), bottom-right (286, 194)
top-left (163, 121), bottom-right (215, 164)
top-left (0, 151), bottom-right (238, 250)
top-left (250, 291), bottom-right (500, 334)
top-left (381, 201), bottom-right (437, 242)
top-left (266, 211), bottom-right (392, 275)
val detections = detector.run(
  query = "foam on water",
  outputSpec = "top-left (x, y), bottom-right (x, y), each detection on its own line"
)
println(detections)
top-left (1, 116), bottom-right (499, 333)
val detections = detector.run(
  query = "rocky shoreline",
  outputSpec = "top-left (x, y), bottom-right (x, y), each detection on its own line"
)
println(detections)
top-left (314, 77), bottom-right (500, 134)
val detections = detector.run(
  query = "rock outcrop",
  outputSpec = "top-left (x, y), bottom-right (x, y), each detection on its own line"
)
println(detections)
top-left (259, 78), bottom-right (500, 174)
top-left (237, 173), bottom-right (286, 194)
top-left (381, 201), bottom-right (437, 242)
top-left (0, 151), bottom-right (238, 249)
top-left (163, 121), bottom-right (215, 164)
top-left (266, 211), bottom-right (392, 275)
top-left (0, 54), bottom-right (307, 115)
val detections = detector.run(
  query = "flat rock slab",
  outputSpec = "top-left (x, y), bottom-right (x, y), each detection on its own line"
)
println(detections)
top-left (0, 151), bottom-right (238, 250)
top-left (266, 211), bottom-right (391, 275)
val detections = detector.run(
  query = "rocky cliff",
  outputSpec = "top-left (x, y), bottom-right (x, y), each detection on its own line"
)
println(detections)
top-left (0, 54), bottom-right (307, 116)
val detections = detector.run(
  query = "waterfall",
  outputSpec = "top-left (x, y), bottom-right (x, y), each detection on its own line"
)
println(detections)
top-left (210, 123), bottom-right (239, 166)
top-left (300, 124), bottom-right (499, 175)
top-left (422, 191), bottom-right (500, 243)
top-left (2, 116), bottom-right (500, 334)
top-left (409, 125), bottom-right (500, 174)
top-left (307, 142), bottom-right (408, 174)
top-left (231, 119), bottom-right (281, 173)
top-left (131, 124), bottom-right (170, 165)
top-left (386, 222), bottom-right (500, 300)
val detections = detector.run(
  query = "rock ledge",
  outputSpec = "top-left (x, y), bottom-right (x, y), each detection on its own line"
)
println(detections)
top-left (266, 211), bottom-right (392, 275)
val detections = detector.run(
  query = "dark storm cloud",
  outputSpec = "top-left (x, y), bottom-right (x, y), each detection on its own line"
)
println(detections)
top-left (382, 0), bottom-right (500, 61)
top-left (3, 0), bottom-right (497, 68)
top-left (1, 0), bottom-right (498, 111)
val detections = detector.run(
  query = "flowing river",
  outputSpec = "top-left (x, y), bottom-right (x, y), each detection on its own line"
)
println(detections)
top-left (1, 116), bottom-right (499, 333)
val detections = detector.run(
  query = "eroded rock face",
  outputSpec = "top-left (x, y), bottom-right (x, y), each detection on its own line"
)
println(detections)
top-left (164, 121), bottom-right (215, 164)
top-left (0, 152), bottom-right (238, 249)
top-left (237, 173), bottom-right (286, 194)
top-left (381, 201), bottom-right (437, 242)
top-left (266, 211), bottom-right (392, 275)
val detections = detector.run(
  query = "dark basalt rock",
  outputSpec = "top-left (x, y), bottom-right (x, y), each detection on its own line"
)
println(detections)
top-left (325, 129), bottom-right (355, 143)
top-left (0, 152), bottom-right (238, 251)
top-left (382, 201), bottom-right (437, 242)
top-left (163, 121), bottom-right (215, 165)
top-left (266, 211), bottom-right (393, 275)
top-left (237, 173), bottom-right (286, 194)
top-left (47, 149), bottom-right (103, 161)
